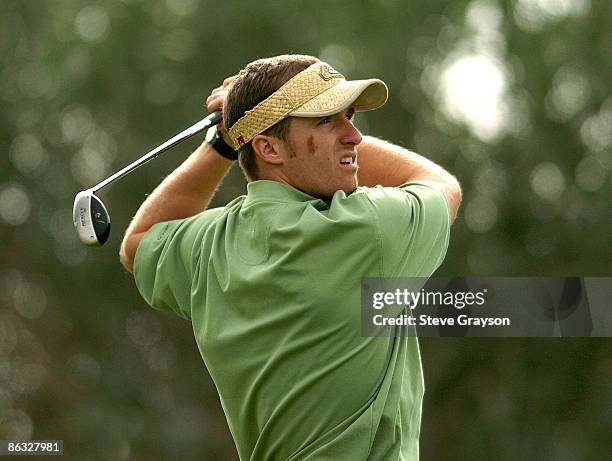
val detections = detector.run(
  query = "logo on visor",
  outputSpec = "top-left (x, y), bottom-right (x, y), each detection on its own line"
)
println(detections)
top-left (319, 64), bottom-right (343, 81)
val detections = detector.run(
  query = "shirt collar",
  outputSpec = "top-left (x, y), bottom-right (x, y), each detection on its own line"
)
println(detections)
top-left (244, 180), bottom-right (325, 205)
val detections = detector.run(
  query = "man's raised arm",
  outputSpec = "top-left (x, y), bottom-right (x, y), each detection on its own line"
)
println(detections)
top-left (357, 136), bottom-right (462, 222)
top-left (119, 79), bottom-right (236, 273)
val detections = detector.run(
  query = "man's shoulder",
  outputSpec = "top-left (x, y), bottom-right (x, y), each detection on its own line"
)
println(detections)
top-left (344, 183), bottom-right (449, 230)
top-left (199, 195), bottom-right (247, 220)
top-left (355, 183), bottom-right (448, 214)
top-left (224, 195), bottom-right (247, 208)
top-left (145, 195), bottom-right (247, 241)
top-left (354, 182), bottom-right (446, 198)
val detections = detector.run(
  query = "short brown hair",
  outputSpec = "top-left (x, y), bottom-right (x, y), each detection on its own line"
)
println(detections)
top-left (224, 54), bottom-right (319, 181)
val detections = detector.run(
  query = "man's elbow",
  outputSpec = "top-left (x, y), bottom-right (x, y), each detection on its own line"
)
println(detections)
top-left (446, 178), bottom-right (462, 223)
top-left (119, 243), bottom-right (134, 274)
top-left (119, 232), bottom-right (144, 274)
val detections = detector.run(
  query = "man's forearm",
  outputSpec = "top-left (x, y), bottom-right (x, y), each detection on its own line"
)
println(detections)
top-left (357, 135), bottom-right (462, 221)
top-left (119, 141), bottom-right (233, 272)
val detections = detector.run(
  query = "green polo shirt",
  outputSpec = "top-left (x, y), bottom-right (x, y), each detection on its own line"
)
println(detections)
top-left (134, 180), bottom-right (450, 460)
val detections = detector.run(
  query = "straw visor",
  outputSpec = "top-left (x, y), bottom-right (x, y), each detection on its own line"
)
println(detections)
top-left (228, 62), bottom-right (388, 149)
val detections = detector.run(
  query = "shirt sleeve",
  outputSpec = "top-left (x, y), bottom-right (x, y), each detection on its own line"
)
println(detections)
top-left (133, 210), bottom-right (221, 320)
top-left (365, 182), bottom-right (451, 277)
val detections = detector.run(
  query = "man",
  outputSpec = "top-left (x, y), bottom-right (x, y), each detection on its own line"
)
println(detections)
top-left (120, 54), bottom-right (461, 460)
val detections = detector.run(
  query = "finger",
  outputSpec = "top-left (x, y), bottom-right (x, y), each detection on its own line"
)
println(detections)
top-left (205, 78), bottom-right (234, 113)
top-left (223, 75), bottom-right (237, 87)
top-left (207, 95), bottom-right (225, 113)
top-left (207, 101), bottom-right (221, 114)
top-left (211, 84), bottom-right (225, 94)
top-left (207, 90), bottom-right (225, 105)
top-left (206, 89), bottom-right (225, 107)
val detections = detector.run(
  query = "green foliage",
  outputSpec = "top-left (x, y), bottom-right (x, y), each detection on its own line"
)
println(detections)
top-left (1, 0), bottom-right (610, 459)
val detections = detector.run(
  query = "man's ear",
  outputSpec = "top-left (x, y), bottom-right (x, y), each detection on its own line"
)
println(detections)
top-left (252, 135), bottom-right (284, 165)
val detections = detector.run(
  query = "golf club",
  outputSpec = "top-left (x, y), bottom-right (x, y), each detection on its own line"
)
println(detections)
top-left (73, 110), bottom-right (223, 247)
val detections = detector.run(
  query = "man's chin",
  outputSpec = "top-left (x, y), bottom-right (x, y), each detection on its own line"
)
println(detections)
top-left (343, 178), bottom-right (359, 195)
top-left (342, 185), bottom-right (358, 196)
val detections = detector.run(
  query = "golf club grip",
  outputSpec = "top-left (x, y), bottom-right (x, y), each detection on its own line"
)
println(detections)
top-left (91, 111), bottom-right (223, 192)
top-left (207, 110), bottom-right (223, 125)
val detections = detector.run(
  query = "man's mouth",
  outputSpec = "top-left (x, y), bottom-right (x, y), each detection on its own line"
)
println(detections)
top-left (339, 155), bottom-right (356, 165)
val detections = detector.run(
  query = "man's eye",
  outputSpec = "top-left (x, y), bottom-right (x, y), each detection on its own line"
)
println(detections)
top-left (318, 117), bottom-right (331, 125)
top-left (346, 110), bottom-right (355, 121)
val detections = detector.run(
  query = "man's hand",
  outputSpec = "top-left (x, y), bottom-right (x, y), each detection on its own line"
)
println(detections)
top-left (206, 76), bottom-right (235, 146)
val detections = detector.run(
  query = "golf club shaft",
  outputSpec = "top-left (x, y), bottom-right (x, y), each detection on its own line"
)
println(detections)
top-left (91, 111), bottom-right (223, 193)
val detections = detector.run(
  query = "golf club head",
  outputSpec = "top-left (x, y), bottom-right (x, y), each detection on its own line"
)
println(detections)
top-left (73, 190), bottom-right (111, 247)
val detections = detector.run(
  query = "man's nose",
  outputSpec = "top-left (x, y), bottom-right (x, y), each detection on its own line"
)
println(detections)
top-left (340, 119), bottom-right (362, 146)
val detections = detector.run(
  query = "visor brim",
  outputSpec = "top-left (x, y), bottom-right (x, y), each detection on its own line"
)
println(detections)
top-left (289, 79), bottom-right (388, 117)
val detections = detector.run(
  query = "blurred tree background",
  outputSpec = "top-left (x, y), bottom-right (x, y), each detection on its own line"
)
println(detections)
top-left (1, 0), bottom-right (610, 459)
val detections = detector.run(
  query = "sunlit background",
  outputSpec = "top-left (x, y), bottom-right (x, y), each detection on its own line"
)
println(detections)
top-left (1, 0), bottom-right (610, 459)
